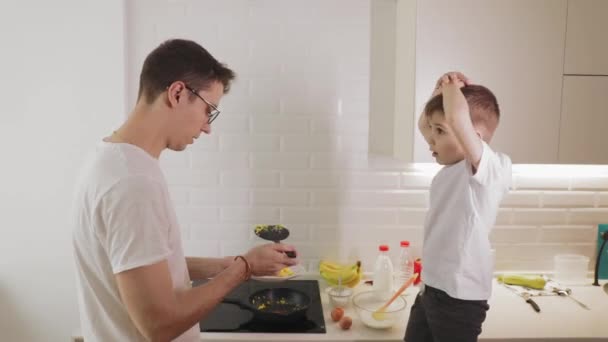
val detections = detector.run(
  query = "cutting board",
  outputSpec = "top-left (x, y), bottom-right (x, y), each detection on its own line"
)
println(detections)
top-left (597, 224), bottom-right (608, 279)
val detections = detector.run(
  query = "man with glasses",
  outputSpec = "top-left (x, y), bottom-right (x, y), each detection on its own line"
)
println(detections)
top-left (71, 39), bottom-right (299, 341)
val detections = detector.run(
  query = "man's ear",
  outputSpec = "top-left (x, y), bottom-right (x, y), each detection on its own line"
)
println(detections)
top-left (166, 82), bottom-right (185, 107)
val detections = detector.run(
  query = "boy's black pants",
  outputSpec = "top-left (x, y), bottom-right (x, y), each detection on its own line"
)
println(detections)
top-left (404, 285), bottom-right (489, 342)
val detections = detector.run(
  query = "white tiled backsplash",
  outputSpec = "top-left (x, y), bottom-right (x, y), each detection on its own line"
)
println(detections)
top-left (128, 0), bottom-right (608, 273)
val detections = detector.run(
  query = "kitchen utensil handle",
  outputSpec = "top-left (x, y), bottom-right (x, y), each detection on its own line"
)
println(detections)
top-left (526, 298), bottom-right (541, 312)
top-left (272, 240), bottom-right (296, 258)
top-left (377, 273), bottom-right (419, 312)
top-left (222, 298), bottom-right (251, 312)
top-left (569, 296), bottom-right (590, 310)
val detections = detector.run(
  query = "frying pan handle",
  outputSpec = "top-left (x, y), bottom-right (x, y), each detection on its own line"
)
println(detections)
top-left (222, 298), bottom-right (252, 312)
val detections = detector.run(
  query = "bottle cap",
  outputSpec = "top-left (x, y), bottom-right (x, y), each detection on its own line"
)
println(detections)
top-left (379, 245), bottom-right (389, 252)
top-left (400, 240), bottom-right (410, 247)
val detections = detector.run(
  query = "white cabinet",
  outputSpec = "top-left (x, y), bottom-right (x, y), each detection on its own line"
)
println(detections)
top-left (413, 0), bottom-right (568, 164)
top-left (564, 0), bottom-right (608, 75)
top-left (559, 76), bottom-right (608, 164)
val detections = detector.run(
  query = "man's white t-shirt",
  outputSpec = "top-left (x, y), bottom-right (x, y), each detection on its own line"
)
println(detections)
top-left (422, 141), bottom-right (512, 300)
top-left (72, 142), bottom-right (198, 341)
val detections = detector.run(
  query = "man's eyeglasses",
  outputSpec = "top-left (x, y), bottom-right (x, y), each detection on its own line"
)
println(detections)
top-left (185, 86), bottom-right (221, 124)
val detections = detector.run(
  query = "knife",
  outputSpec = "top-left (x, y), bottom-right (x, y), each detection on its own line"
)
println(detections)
top-left (501, 282), bottom-right (541, 313)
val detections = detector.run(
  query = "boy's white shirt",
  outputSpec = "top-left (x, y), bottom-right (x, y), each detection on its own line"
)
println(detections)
top-left (422, 141), bottom-right (512, 300)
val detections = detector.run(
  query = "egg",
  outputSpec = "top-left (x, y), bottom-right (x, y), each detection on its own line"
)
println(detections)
top-left (339, 316), bottom-right (353, 330)
top-left (331, 307), bottom-right (344, 322)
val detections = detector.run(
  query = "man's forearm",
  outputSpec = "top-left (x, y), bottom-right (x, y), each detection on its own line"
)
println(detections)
top-left (155, 258), bottom-right (247, 341)
top-left (186, 256), bottom-right (233, 280)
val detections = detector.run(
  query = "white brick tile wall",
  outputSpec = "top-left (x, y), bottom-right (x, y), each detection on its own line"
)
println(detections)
top-left (251, 116), bottom-right (310, 134)
top-left (513, 175), bottom-right (570, 190)
top-left (513, 209), bottom-right (569, 225)
top-left (568, 209), bottom-right (608, 225)
top-left (501, 191), bottom-right (541, 208)
top-left (491, 226), bottom-right (540, 244)
top-left (220, 171), bottom-right (280, 188)
top-left (191, 152), bottom-right (249, 169)
top-left (538, 226), bottom-right (596, 243)
top-left (281, 135), bottom-right (339, 153)
top-left (571, 176), bottom-right (608, 190)
top-left (129, 0), bottom-right (606, 273)
top-left (190, 134), bottom-right (219, 152)
top-left (401, 173), bottom-right (434, 189)
top-left (397, 209), bottom-right (427, 225)
top-left (310, 190), bottom-right (427, 208)
top-left (598, 192), bottom-right (608, 207)
top-left (164, 169), bottom-right (219, 187)
top-left (219, 135), bottom-right (280, 152)
top-left (251, 152), bottom-right (310, 169)
top-left (190, 189), bottom-right (250, 206)
top-left (220, 207), bottom-right (280, 223)
top-left (541, 191), bottom-right (596, 208)
top-left (251, 190), bottom-right (309, 206)
top-left (176, 207), bottom-right (219, 224)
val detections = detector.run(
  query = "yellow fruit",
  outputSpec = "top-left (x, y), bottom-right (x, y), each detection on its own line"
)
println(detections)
top-left (497, 274), bottom-right (546, 290)
top-left (277, 267), bottom-right (294, 277)
top-left (319, 260), bottom-right (362, 288)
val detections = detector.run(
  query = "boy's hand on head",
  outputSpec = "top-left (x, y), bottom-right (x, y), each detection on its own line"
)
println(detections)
top-left (432, 71), bottom-right (471, 97)
top-left (442, 77), bottom-right (470, 119)
top-left (442, 75), bottom-right (483, 172)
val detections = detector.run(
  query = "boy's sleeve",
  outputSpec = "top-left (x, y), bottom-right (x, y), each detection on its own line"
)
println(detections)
top-left (98, 177), bottom-right (172, 274)
top-left (469, 141), bottom-right (512, 193)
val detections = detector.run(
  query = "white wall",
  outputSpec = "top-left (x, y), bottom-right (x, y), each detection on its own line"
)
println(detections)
top-left (0, 1), bottom-right (125, 341)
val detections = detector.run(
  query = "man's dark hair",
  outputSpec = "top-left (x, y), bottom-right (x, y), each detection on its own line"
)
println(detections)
top-left (138, 39), bottom-right (235, 103)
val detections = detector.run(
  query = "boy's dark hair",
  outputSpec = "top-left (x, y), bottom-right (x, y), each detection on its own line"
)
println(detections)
top-left (137, 39), bottom-right (236, 103)
top-left (424, 85), bottom-right (500, 134)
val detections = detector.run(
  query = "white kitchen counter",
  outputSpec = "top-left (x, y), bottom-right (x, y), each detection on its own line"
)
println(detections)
top-left (200, 276), bottom-right (608, 342)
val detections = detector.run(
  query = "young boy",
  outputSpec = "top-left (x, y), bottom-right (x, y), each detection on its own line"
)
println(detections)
top-left (404, 72), bottom-right (512, 342)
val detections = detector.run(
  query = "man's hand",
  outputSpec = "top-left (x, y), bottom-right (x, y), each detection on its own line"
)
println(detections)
top-left (244, 243), bottom-right (298, 276)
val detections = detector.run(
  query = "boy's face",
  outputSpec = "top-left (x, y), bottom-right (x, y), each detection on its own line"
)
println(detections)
top-left (427, 111), bottom-right (465, 165)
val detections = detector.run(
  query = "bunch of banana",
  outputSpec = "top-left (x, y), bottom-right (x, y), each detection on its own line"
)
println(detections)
top-left (319, 260), bottom-right (362, 288)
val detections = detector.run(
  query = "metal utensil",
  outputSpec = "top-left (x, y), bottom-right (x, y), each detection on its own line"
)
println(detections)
top-left (552, 287), bottom-right (590, 310)
top-left (254, 225), bottom-right (296, 258)
top-left (500, 283), bottom-right (541, 312)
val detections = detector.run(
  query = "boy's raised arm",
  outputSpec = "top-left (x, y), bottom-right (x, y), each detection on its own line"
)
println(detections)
top-left (441, 75), bottom-right (483, 172)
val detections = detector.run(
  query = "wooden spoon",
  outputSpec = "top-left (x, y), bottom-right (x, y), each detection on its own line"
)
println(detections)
top-left (372, 273), bottom-right (419, 321)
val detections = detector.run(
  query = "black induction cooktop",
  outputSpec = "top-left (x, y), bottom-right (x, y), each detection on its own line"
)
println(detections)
top-left (194, 279), bottom-right (326, 334)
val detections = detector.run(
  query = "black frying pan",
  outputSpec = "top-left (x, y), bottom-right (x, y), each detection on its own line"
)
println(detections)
top-left (222, 288), bottom-right (311, 324)
top-left (254, 225), bottom-right (296, 258)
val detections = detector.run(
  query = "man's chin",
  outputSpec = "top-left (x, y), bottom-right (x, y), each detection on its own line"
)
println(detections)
top-left (168, 144), bottom-right (187, 152)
